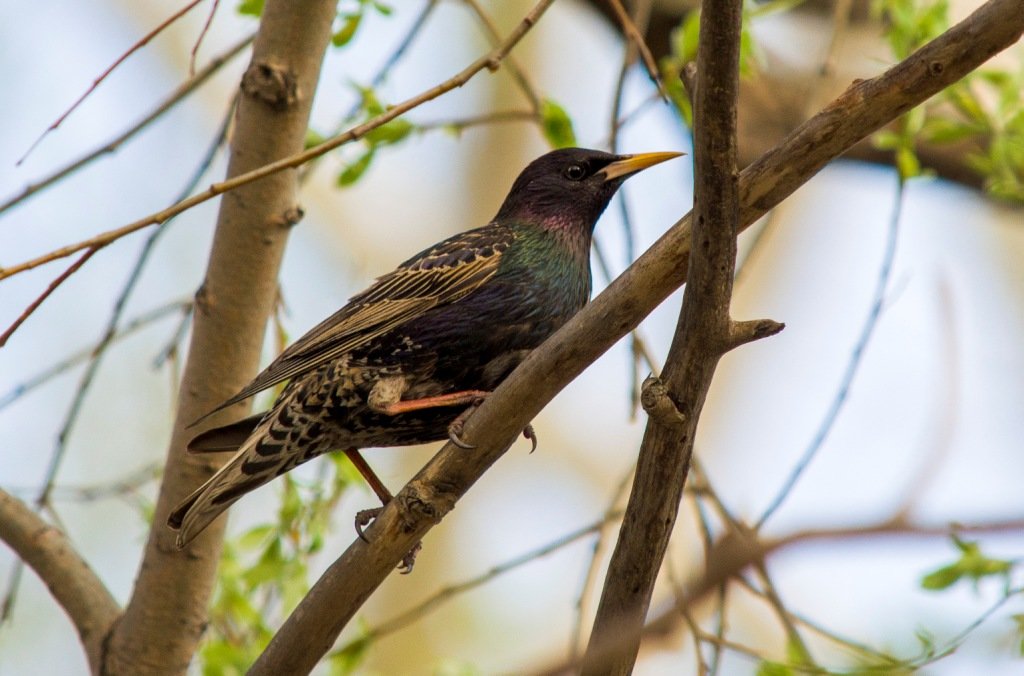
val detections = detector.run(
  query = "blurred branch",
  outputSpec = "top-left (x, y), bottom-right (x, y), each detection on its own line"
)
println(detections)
top-left (606, 0), bottom-right (664, 98)
top-left (536, 514), bottom-right (1024, 675)
top-left (756, 176), bottom-right (904, 529)
top-left (350, 513), bottom-right (622, 650)
top-left (7, 463), bottom-right (161, 506)
top-left (0, 0), bottom-right (560, 283)
top-left (0, 488), bottom-right (119, 674)
top-left (0, 32), bottom-right (253, 217)
top-left (570, 464), bottom-right (635, 662)
top-left (17, 0), bottom-right (208, 165)
top-left (462, 0), bottom-right (542, 112)
top-left (0, 300), bottom-right (190, 411)
top-left (416, 109), bottom-right (540, 133)
top-left (189, 0), bottom-right (221, 76)
top-left (253, 1), bottom-right (1021, 671)
top-left (0, 248), bottom-right (97, 347)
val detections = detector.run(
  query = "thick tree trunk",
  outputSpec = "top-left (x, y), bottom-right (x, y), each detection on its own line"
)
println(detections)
top-left (100, 1), bottom-right (339, 672)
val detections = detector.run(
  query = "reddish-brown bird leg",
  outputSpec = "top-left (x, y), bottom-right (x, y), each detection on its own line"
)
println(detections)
top-left (343, 448), bottom-right (421, 573)
top-left (374, 389), bottom-right (492, 415)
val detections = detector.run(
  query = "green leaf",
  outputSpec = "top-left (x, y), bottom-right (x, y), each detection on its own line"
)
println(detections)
top-left (921, 563), bottom-right (964, 590)
top-left (372, 0), bottom-right (393, 15)
top-left (922, 118), bottom-right (980, 144)
top-left (304, 128), bottom-right (326, 150)
top-left (365, 118), bottom-right (414, 146)
top-left (333, 14), bottom-right (362, 47)
top-left (237, 0), bottom-right (264, 17)
top-left (237, 524), bottom-right (276, 550)
top-left (896, 145), bottom-right (922, 179)
top-left (338, 150), bottom-right (375, 186)
top-left (540, 99), bottom-right (576, 149)
top-left (921, 536), bottom-right (1013, 590)
top-left (756, 660), bottom-right (793, 676)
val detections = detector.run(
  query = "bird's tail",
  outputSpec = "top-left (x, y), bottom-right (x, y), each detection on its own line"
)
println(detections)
top-left (167, 409), bottom-right (318, 549)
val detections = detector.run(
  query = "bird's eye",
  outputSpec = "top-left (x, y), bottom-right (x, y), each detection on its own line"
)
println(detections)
top-left (563, 163), bottom-right (587, 181)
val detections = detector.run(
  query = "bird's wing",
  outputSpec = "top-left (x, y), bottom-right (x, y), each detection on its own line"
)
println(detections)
top-left (198, 226), bottom-right (514, 419)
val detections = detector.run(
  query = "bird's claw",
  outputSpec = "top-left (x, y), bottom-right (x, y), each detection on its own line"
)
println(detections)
top-left (354, 506), bottom-right (423, 573)
top-left (448, 420), bottom-right (475, 449)
top-left (447, 396), bottom-right (487, 449)
top-left (398, 541), bottom-right (423, 574)
top-left (523, 424), bottom-right (538, 453)
top-left (354, 507), bottom-right (382, 542)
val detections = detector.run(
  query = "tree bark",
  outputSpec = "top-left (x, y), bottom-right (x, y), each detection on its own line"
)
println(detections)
top-left (100, 1), bottom-right (338, 673)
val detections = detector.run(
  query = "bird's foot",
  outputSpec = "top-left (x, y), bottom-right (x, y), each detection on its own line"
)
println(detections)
top-left (447, 395), bottom-right (489, 449)
top-left (354, 507), bottom-right (382, 542)
top-left (398, 541), bottom-right (423, 574)
top-left (448, 399), bottom-right (539, 453)
top-left (353, 506), bottom-right (423, 573)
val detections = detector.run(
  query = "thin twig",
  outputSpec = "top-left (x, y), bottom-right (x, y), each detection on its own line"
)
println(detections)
top-left (570, 464), bottom-right (635, 661)
top-left (0, 300), bottom-right (189, 411)
top-left (416, 109), bottom-right (539, 133)
top-left (0, 31), bottom-right (253, 217)
top-left (0, 248), bottom-right (98, 347)
top-left (17, 0), bottom-right (207, 165)
top-left (606, 0), bottom-right (666, 99)
top-left (756, 175), bottom-right (906, 529)
top-left (359, 513), bottom-right (622, 645)
top-left (340, 0), bottom-right (439, 122)
top-left (462, 0), bottom-right (543, 112)
top-left (189, 0), bottom-right (221, 76)
top-left (0, 0), bottom-right (560, 283)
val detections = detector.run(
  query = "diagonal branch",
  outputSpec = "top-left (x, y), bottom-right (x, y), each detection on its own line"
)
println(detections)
top-left (0, 488), bottom-right (119, 674)
top-left (251, 0), bottom-right (1024, 673)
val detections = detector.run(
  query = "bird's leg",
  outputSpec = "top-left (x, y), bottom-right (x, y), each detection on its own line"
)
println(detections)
top-left (371, 389), bottom-right (492, 415)
top-left (367, 381), bottom-right (537, 451)
top-left (343, 448), bottom-right (421, 573)
top-left (344, 448), bottom-right (393, 538)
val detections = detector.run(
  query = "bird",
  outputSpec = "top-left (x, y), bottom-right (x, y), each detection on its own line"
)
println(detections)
top-left (168, 147), bottom-right (682, 558)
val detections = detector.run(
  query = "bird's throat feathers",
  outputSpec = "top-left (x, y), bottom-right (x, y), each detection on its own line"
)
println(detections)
top-left (512, 213), bottom-right (593, 263)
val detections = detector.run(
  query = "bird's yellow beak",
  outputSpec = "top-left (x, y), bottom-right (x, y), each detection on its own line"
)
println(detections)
top-left (599, 151), bottom-right (685, 181)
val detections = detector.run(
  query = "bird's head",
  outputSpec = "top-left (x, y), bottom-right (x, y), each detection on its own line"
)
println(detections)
top-left (495, 147), bottom-right (683, 233)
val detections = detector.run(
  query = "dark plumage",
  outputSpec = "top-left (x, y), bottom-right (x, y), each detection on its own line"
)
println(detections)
top-left (168, 147), bottom-right (681, 549)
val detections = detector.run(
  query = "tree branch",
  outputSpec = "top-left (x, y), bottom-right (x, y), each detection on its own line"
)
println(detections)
top-left (583, 0), bottom-right (760, 671)
top-left (250, 0), bottom-right (1024, 673)
top-left (100, 1), bottom-right (340, 673)
top-left (0, 488), bottom-right (119, 674)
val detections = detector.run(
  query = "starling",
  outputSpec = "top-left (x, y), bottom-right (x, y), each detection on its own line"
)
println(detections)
top-left (168, 147), bottom-right (681, 552)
